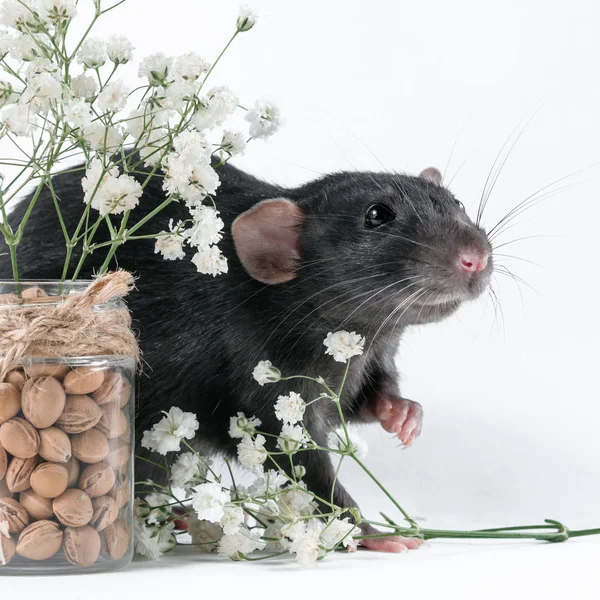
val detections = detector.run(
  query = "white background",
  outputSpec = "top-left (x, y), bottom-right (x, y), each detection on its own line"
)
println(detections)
top-left (2, 0), bottom-right (599, 597)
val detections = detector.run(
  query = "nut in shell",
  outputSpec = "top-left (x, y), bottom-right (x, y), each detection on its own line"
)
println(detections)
top-left (63, 368), bottom-right (105, 396)
top-left (53, 488), bottom-right (93, 527)
top-left (16, 520), bottom-right (63, 560)
top-left (0, 417), bottom-right (40, 458)
top-left (92, 371), bottom-right (131, 407)
top-left (96, 404), bottom-right (128, 439)
top-left (55, 394), bottom-right (102, 434)
top-left (78, 461), bottom-right (116, 498)
top-left (5, 371), bottom-right (26, 393)
top-left (71, 428), bottom-right (109, 463)
top-left (106, 439), bottom-right (130, 469)
top-left (0, 383), bottom-right (21, 425)
top-left (103, 520), bottom-right (131, 561)
top-left (19, 489), bottom-right (54, 521)
top-left (6, 455), bottom-right (38, 493)
top-left (30, 462), bottom-right (69, 499)
top-left (0, 441), bottom-right (6, 479)
top-left (21, 376), bottom-right (66, 429)
top-left (109, 470), bottom-right (131, 508)
top-left (90, 495), bottom-right (118, 531)
top-left (63, 525), bottom-right (101, 567)
top-left (22, 363), bottom-right (69, 380)
top-left (38, 426), bottom-right (72, 463)
top-left (0, 497), bottom-right (29, 533)
top-left (65, 455), bottom-right (80, 488)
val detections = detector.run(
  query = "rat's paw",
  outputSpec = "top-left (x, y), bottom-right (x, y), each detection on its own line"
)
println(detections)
top-left (361, 536), bottom-right (423, 553)
top-left (375, 395), bottom-right (423, 447)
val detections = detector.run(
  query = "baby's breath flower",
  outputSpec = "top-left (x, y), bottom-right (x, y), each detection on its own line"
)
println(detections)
top-left (174, 52), bottom-right (210, 80)
top-left (139, 127), bottom-right (168, 167)
top-left (139, 52), bottom-right (172, 86)
top-left (155, 220), bottom-right (186, 261)
top-left (9, 34), bottom-right (37, 61)
top-left (274, 392), bottom-right (306, 424)
top-left (140, 493), bottom-right (172, 526)
top-left (170, 451), bottom-right (208, 490)
top-left (187, 514), bottom-right (222, 552)
top-left (277, 423), bottom-right (309, 453)
top-left (220, 505), bottom-right (244, 535)
top-left (20, 72), bottom-right (62, 111)
top-left (95, 79), bottom-right (129, 113)
top-left (82, 121), bottom-right (123, 151)
top-left (245, 99), bottom-right (281, 139)
top-left (106, 34), bottom-right (134, 64)
top-left (70, 73), bottom-right (97, 99)
top-left (320, 517), bottom-right (360, 551)
top-left (228, 412), bottom-right (261, 439)
top-left (187, 205), bottom-right (224, 249)
top-left (327, 424), bottom-right (368, 458)
top-left (252, 360), bottom-right (281, 386)
top-left (237, 434), bottom-right (268, 472)
top-left (323, 330), bottom-right (365, 362)
top-left (41, 0), bottom-right (76, 24)
top-left (77, 37), bottom-right (107, 68)
top-left (278, 483), bottom-right (317, 517)
top-left (84, 169), bottom-right (141, 216)
top-left (162, 77), bottom-right (195, 111)
top-left (221, 130), bottom-right (247, 156)
top-left (134, 512), bottom-right (176, 560)
top-left (1, 0), bottom-right (39, 31)
top-left (191, 245), bottom-right (228, 277)
top-left (141, 406), bottom-right (199, 455)
top-left (192, 482), bottom-right (230, 523)
top-left (191, 85), bottom-right (238, 131)
top-left (248, 469), bottom-right (288, 496)
top-left (64, 98), bottom-right (92, 129)
top-left (236, 5), bottom-right (258, 32)
top-left (1, 104), bottom-right (38, 136)
top-left (0, 80), bottom-right (14, 108)
top-left (218, 526), bottom-right (265, 559)
top-left (282, 521), bottom-right (324, 568)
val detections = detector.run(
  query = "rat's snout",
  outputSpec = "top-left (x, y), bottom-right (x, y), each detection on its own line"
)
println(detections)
top-left (457, 249), bottom-right (489, 274)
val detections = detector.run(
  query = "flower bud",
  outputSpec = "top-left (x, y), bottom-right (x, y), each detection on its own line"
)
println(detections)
top-left (236, 6), bottom-right (257, 32)
top-left (293, 465), bottom-right (306, 480)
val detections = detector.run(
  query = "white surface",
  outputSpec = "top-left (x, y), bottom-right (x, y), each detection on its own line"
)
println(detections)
top-left (1, 0), bottom-right (599, 596)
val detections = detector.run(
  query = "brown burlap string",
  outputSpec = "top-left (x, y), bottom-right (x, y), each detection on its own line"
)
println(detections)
top-left (0, 270), bottom-right (140, 382)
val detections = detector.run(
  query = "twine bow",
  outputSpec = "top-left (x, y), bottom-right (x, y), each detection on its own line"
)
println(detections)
top-left (0, 270), bottom-right (140, 382)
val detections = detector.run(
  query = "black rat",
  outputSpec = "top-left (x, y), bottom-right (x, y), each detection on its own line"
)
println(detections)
top-left (0, 161), bottom-right (492, 552)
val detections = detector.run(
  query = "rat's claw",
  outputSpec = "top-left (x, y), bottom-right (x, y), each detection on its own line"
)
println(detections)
top-left (375, 395), bottom-right (423, 447)
top-left (361, 536), bottom-right (423, 553)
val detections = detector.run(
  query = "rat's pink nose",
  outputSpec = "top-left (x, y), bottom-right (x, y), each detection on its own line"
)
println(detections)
top-left (458, 250), bottom-right (489, 273)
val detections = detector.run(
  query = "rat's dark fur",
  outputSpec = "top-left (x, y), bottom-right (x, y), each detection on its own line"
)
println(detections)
top-left (0, 162), bottom-right (492, 516)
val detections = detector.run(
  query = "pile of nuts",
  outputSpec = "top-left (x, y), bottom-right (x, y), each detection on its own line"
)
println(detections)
top-left (0, 362), bottom-right (132, 567)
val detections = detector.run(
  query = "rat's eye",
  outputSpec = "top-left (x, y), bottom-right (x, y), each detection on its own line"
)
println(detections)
top-left (456, 199), bottom-right (465, 211)
top-left (365, 203), bottom-right (395, 228)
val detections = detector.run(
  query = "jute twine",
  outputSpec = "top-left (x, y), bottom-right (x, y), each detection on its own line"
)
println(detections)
top-left (0, 270), bottom-right (140, 382)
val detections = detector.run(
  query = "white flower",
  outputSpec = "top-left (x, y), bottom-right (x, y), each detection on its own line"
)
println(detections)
top-left (95, 80), bottom-right (129, 113)
top-left (170, 451), bottom-right (206, 490)
top-left (1, 0), bottom-right (38, 30)
top-left (277, 423), bottom-right (309, 453)
top-left (191, 86), bottom-right (238, 131)
top-left (20, 72), bottom-right (62, 110)
top-left (282, 521), bottom-right (324, 568)
top-left (187, 205), bottom-right (223, 248)
top-left (174, 52), bottom-right (209, 80)
top-left (0, 80), bottom-right (14, 108)
top-left (77, 37), bottom-right (107, 68)
top-left (141, 406), bottom-right (199, 455)
top-left (162, 77), bottom-right (195, 111)
top-left (172, 130), bottom-right (211, 163)
top-left (323, 330), bottom-right (365, 362)
top-left (1, 104), bottom-right (38, 136)
top-left (82, 157), bottom-right (116, 200)
top-left (191, 246), bottom-right (228, 277)
top-left (221, 130), bottom-right (247, 156)
top-left (25, 57), bottom-right (60, 80)
top-left (9, 34), bottom-right (37, 61)
top-left (237, 434), bottom-right (268, 472)
top-left (41, 0), bottom-right (76, 23)
top-left (327, 424), bottom-right (368, 458)
top-left (237, 5), bottom-right (258, 32)
top-left (106, 34), bottom-right (134, 64)
top-left (187, 162), bottom-right (220, 200)
top-left (134, 517), bottom-right (176, 560)
top-left (245, 99), bottom-right (282, 139)
top-left (139, 52), bottom-right (172, 85)
top-left (64, 98), bottom-right (92, 129)
top-left (320, 518), bottom-right (360, 551)
top-left (82, 121), bottom-right (123, 151)
top-left (139, 127), bottom-right (168, 167)
top-left (155, 220), bottom-right (186, 261)
top-left (274, 392), bottom-right (306, 424)
top-left (220, 505), bottom-right (244, 536)
top-left (142, 493), bottom-right (171, 526)
top-left (252, 360), bottom-right (281, 386)
top-left (192, 482), bottom-right (231, 523)
top-left (187, 515), bottom-right (222, 552)
top-left (70, 73), bottom-right (97, 99)
top-left (228, 412), bottom-right (261, 439)
top-left (218, 526), bottom-right (265, 559)
top-left (248, 469), bottom-right (288, 496)
top-left (278, 483), bottom-right (317, 517)
top-left (89, 172), bottom-right (142, 216)
top-left (0, 520), bottom-right (10, 565)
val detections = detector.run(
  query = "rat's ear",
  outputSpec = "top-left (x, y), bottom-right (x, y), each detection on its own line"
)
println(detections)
top-left (419, 167), bottom-right (443, 185)
top-left (232, 198), bottom-right (305, 284)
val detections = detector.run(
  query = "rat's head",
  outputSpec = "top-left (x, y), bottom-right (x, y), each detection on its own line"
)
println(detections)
top-left (232, 167), bottom-right (492, 331)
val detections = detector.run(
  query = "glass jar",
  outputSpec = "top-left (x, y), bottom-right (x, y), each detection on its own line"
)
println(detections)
top-left (0, 281), bottom-right (135, 574)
